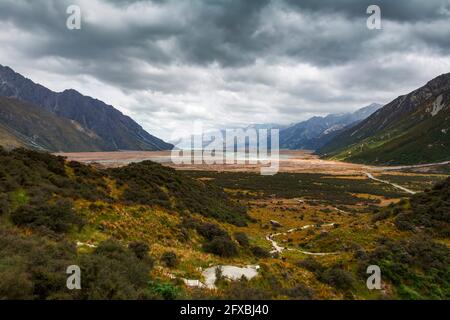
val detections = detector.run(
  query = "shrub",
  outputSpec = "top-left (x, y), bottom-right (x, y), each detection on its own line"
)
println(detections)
top-left (250, 246), bottom-right (270, 258)
top-left (319, 267), bottom-right (355, 292)
top-left (0, 193), bottom-right (9, 215)
top-left (233, 232), bottom-right (250, 247)
top-left (196, 223), bottom-right (229, 240)
top-left (0, 227), bottom-right (77, 300)
top-left (282, 284), bottom-right (314, 299)
top-left (296, 258), bottom-right (324, 273)
top-left (11, 198), bottom-right (84, 233)
top-left (128, 241), bottom-right (150, 260)
top-left (77, 240), bottom-right (153, 300)
top-left (203, 236), bottom-right (238, 258)
top-left (148, 281), bottom-right (180, 300)
top-left (222, 279), bottom-right (271, 300)
top-left (161, 251), bottom-right (178, 268)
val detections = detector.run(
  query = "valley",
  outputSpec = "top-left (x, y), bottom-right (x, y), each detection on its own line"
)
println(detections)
top-left (0, 0), bottom-right (449, 305)
top-left (39, 149), bottom-right (449, 299)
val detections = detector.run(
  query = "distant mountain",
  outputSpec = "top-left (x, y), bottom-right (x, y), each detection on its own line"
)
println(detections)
top-left (318, 73), bottom-right (450, 165)
top-left (0, 65), bottom-right (173, 151)
top-left (279, 103), bottom-right (382, 150)
top-left (0, 96), bottom-right (105, 152)
top-left (244, 123), bottom-right (289, 131)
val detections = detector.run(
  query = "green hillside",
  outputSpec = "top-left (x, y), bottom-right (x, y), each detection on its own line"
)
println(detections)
top-left (319, 74), bottom-right (450, 165)
top-left (0, 148), bottom-right (248, 299)
top-left (0, 148), bottom-right (448, 300)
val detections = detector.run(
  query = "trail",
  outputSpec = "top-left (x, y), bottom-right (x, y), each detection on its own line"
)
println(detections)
top-left (365, 172), bottom-right (416, 195)
top-left (266, 223), bottom-right (339, 256)
top-left (371, 160), bottom-right (450, 171)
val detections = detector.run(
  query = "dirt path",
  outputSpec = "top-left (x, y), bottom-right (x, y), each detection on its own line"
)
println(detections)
top-left (372, 160), bottom-right (450, 171)
top-left (266, 223), bottom-right (339, 256)
top-left (365, 172), bottom-right (416, 195)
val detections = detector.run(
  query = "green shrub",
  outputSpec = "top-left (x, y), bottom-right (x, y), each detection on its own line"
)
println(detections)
top-left (77, 240), bottom-right (153, 300)
top-left (319, 267), bottom-right (355, 292)
top-left (148, 281), bottom-right (180, 300)
top-left (11, 198), bottom-right (84, 233)
top-left (234, 232), bottom-right (250, 247)
top-left (203, 236), bottom-right (238, 258)
top-left (128, 241), bottom-right (150, 260)
top-left (281, 284), bottom-right (314, 299)
top-left (161, 251), bottom-right (178, 268)
top-left (250, 246), bottom-right (270, 258)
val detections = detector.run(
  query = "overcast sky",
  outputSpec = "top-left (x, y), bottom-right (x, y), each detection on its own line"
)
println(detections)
top-left (1, 0), bottom-right (450, 140)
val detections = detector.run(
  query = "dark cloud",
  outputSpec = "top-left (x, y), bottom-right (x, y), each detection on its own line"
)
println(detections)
top-left (284, 0), bottom-right (450, 22)
top-left (0, 0), bottom-right (449, 139)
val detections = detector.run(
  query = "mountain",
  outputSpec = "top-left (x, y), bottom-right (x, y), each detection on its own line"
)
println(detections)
top-left (318, 73), bottom-right (450, 165)
top-left (0, 65), bottom-right (173, 151)
top-left (0, 96), bottom-right (105, 151)
top-left (279, 103), bottom-right (382, 150)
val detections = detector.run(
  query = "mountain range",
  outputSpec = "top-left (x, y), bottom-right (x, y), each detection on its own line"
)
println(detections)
top-left (0, 65), bottom-right (172, 152)
top-left (279, 103), bottom-right (382, 150)
top-left (318, 73), bottom-right (450, 165)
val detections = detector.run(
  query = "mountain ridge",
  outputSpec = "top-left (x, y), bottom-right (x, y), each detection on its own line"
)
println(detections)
top-left (318, 73), bottom-right (450, 164)
top-left (0, 96), bottom-right (107, 152)
top-left (279, 103), bottom-right (382, 150)
top-left (0, 65), bottom-right (173, 151)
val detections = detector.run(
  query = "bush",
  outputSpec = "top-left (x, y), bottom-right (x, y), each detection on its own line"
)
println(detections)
top-left (356, 236), bottom-right (450, 299)
top-left (148, 281), bottom-right (180, 300)
top-left (203, 236), bottom-right (238, 258)
top-left (161, 251), bottom-right (178, 268)
top-left (222, 279), bottom-right (271, 300)
top-left (77, 240), bottom-right (153, 300)
top-left (128, 241), bottom-right (150, 260)
top-left (319, 267), bottom-right (355, 292)
top-left (196, 223), bottom-right (229, 240)
top-left (0, 227), bottom-right (77, 300)
top-left (11, 198), bottom-right (84, 233)
top-left (0, 193), bottom-right (9, 215)
top-left (296, 258), bottom-right (324, 273)
top-left (250, 246), bottom-right (270, 258)
top-left (282, 284), bottom-right (314, 299)
top-left (234, 232), bottom-right (250, 247)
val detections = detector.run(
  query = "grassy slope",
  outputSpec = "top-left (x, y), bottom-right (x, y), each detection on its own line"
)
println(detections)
top-left (0, 96), bottom-right (105, 152)
top-left (0, 149), bottom-right (448, 300)
top-left (319, 77), bottom-right (450, 165)
top-left (327, 101), bottom-right (450, 165)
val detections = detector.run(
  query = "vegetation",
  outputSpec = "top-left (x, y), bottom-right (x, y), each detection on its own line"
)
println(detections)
top-left (0, 147), bottom-right (448, 300)
top-left (11, 199), bottom-right (84, 233)
top-left (357, 237), bottom-right (449, 299)
top-left (185, 171), bottom-right (406, 204)
top-left (109, 161), bottom-right (248, 225)
top-left (161, 251), bottom-right (179, 268)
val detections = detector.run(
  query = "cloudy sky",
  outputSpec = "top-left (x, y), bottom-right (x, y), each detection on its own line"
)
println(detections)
top-left (1, 0), bottom-right (450, 140)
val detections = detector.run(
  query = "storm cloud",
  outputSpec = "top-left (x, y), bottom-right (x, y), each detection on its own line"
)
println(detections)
top-left (0, 0), bottom-right (449, 139)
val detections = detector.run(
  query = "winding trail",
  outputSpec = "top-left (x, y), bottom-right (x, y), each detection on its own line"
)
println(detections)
top-left (365, 172), bottom-right (416, 195)
top-left (266, 223), bottom-right (339, 256)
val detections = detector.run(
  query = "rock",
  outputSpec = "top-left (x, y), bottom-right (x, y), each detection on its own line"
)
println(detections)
top-left (270, 220), bottom-right (282, 227)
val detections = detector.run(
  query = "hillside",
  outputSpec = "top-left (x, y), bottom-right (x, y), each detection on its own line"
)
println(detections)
top-left (318, 74), bottom-right (450, 164)
top-left (0, 148), bottom-right (448, 300)
top-left (0, 65), bottom-right (173, 151)
top-left (280, 103), bottom-right (381, 150)
top-left (0, 96), bottom-right (106, 152)
top-left (0, 148), bottom-right (252, 299)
